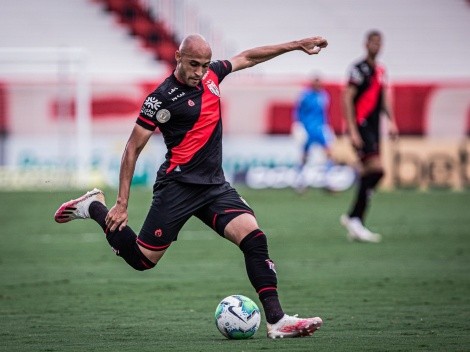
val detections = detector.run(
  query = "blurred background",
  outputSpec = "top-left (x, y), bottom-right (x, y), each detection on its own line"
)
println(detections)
top-left (0, 0), bottom-right (469, 191)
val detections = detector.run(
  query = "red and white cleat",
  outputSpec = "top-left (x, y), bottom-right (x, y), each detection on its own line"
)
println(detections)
top-left (267, 314), bottom-right (323, 339)
top-left (54, 188), bottom-right (105, 223)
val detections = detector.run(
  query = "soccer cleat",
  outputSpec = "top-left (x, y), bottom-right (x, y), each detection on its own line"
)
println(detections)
top-left (54, 188), bottom-right (106, 223)
top-left (340, 214), bottom-right (381, 243)
top-left (266, 314), bottom-right (323, 339)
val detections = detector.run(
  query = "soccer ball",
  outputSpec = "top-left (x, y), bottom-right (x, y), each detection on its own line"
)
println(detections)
top-left (214, 294), bottom-right (261, 339)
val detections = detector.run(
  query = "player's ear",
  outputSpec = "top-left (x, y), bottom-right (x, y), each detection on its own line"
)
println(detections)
top-left (175, 50), bottom-right (182, 63)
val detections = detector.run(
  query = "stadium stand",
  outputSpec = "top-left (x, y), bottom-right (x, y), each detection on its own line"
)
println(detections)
top-left (0, 0), bottom-right (468, 137)
top-left (0, 0), bottom-right (168, 78)
top-left (1, 0), bottom-right (468, 79)
top-left (94, 0), bottom-right (179, 66)
top-left (173, 0), bottom-right (470, 79)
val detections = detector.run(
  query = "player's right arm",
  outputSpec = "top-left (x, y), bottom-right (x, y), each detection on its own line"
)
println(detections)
top-left (229, 37), bottom-right (327, 72)
top-left (105, 124), bottom-right (153, 232)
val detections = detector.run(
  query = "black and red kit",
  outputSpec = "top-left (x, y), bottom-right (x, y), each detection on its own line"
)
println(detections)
top-left (347, 59), bottom-right (387, 159)
top-left (134, 60), bottom-right (254, 250)
top-left (137, 60), bottom-right (232, 185)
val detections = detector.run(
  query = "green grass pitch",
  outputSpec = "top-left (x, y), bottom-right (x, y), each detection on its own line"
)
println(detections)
top-left (0, 187), bottom-right (469, 351)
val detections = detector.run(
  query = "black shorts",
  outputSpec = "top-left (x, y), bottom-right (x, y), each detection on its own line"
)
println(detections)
top-left (136, 181), bottom-right (254, 251)
top-left (357, 123), bottom-right (380, 162)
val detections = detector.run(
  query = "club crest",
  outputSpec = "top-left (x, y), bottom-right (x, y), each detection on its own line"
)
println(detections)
top-left (206, 79), bottom-right (220, 97)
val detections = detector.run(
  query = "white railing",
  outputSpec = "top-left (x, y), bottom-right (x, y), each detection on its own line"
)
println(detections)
top-left (0, 47), bottom-right (92, 187)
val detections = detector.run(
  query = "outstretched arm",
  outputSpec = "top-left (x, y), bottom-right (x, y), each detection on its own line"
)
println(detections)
top-left (230, 36), bottom-right (328, 72)
top-left (105, 124), bottom-right (153, 232)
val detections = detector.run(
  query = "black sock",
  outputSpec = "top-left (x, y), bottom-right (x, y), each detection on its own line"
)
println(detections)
top-left (89, 201), bottom-right (155, 271)
top-left (239, 230), bottom-right (284, 324)
top-left (89, 201), bottom-right (108, 230)
top-left (349, 171), bottom-right (384, 221)
top-left (261, 295), bottom-right (285, 324)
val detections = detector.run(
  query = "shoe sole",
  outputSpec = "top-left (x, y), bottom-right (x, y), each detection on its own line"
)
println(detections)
top-left (295, 318), bottom-right (322, 337)
top-left (268, 317), bottom-right (323, 339)
top-left (54, 189), bottom-right (103, 223)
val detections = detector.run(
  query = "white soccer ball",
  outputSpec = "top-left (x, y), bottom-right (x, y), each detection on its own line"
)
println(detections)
top-left (214, 294), bottom-right (261, 339)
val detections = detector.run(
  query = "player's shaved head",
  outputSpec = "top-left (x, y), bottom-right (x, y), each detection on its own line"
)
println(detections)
top-left (179, 34), bottom-right (212, 58)
top-left (174, 34), bottom-right (212, 87)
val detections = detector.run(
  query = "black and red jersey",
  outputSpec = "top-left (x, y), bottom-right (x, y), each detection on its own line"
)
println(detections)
top-left (347, 59), bottom-right (387, 129)
top-left (136, 60), bottom-right (232, 185)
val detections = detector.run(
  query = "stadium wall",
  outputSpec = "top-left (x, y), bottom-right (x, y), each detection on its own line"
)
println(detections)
top-left (0, 77), bottom-right (469, 191)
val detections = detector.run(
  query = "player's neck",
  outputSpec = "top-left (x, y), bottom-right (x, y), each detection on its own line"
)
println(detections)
top-left (366, 55), bottom-right (376, 67)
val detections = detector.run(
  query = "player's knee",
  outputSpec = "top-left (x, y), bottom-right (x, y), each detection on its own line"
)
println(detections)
top-left (119, 243), bottom-right (156, 271)
top-left (363, 169), bottom-right (384, 189)
top-left (106, 230), bottom-right (156, 271)
top-left (372, 169), bottom-right (385, 181)
top-left (239, 229), bottom-right (268, 256)
top-left (370, 168), bottom-right (384, 179)
top-left (109, 243), bottom-right (156, 271)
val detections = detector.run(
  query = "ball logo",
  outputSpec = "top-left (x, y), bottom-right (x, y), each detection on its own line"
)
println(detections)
top-left (156, 109), bottom-right (171, 123)
top-left (227, 306), bottom-right (245, 322)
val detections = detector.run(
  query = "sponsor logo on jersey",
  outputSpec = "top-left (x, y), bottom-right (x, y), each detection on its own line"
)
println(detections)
top-left (168, 87), bottom-right (178, 95)
top-left (143, 96), bottom-right (162, 110)
top-left (171, 92), bottom-right (186, 102)
top-left (206, 79), bottom-right (220, 97)
top-left (141, 108), bottom-right (156, 117)
top-left (156, 109), bottom-right (171, 123)
top-left (141, 96), bottom-right (162, 117)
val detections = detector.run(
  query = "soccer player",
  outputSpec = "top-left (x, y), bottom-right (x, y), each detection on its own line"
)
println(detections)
top-left (293, 74), bottom-right (335, 192)
top-left (340, 30), bottom-right (398, 243)
top-left (54, 34), bottom-right (327, 339)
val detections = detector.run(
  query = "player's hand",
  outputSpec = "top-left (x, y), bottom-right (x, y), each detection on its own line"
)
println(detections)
top-left (388, 120), bottom-right (399, 140)
top-left (105, 203), bottom-right (129, 232)
top-left (349, 129), bottom-right (364, 150)
top-left (298, 37), bottom-right (328, 55)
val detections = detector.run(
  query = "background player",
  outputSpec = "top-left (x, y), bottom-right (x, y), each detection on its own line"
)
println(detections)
top-left (292, 73), bottom-right (335, 192)
top-left (340, 30), bottom-right (398, 242)
top-left (55, 34), bottom-right (327, 339)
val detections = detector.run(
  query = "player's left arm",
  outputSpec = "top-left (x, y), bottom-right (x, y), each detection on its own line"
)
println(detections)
top-left (382, 89), bottom-right (399, 140)
top-left (229, 36), bottom-right (328, 72)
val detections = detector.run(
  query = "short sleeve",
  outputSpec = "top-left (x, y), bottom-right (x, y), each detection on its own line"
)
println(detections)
top-left (348, 65), bottom-right (364, 87)
top-left (209, 60), bottom-right (232, 83)
top-left (136, 93), bottom-right (164, 131)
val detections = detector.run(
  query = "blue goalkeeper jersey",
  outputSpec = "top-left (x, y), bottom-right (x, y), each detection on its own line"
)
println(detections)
top-left (294, 88), bottom-right (330, 133)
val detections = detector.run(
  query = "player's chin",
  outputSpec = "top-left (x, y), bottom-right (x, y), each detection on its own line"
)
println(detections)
top-left (187, 78), bottom-right (200, 87)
